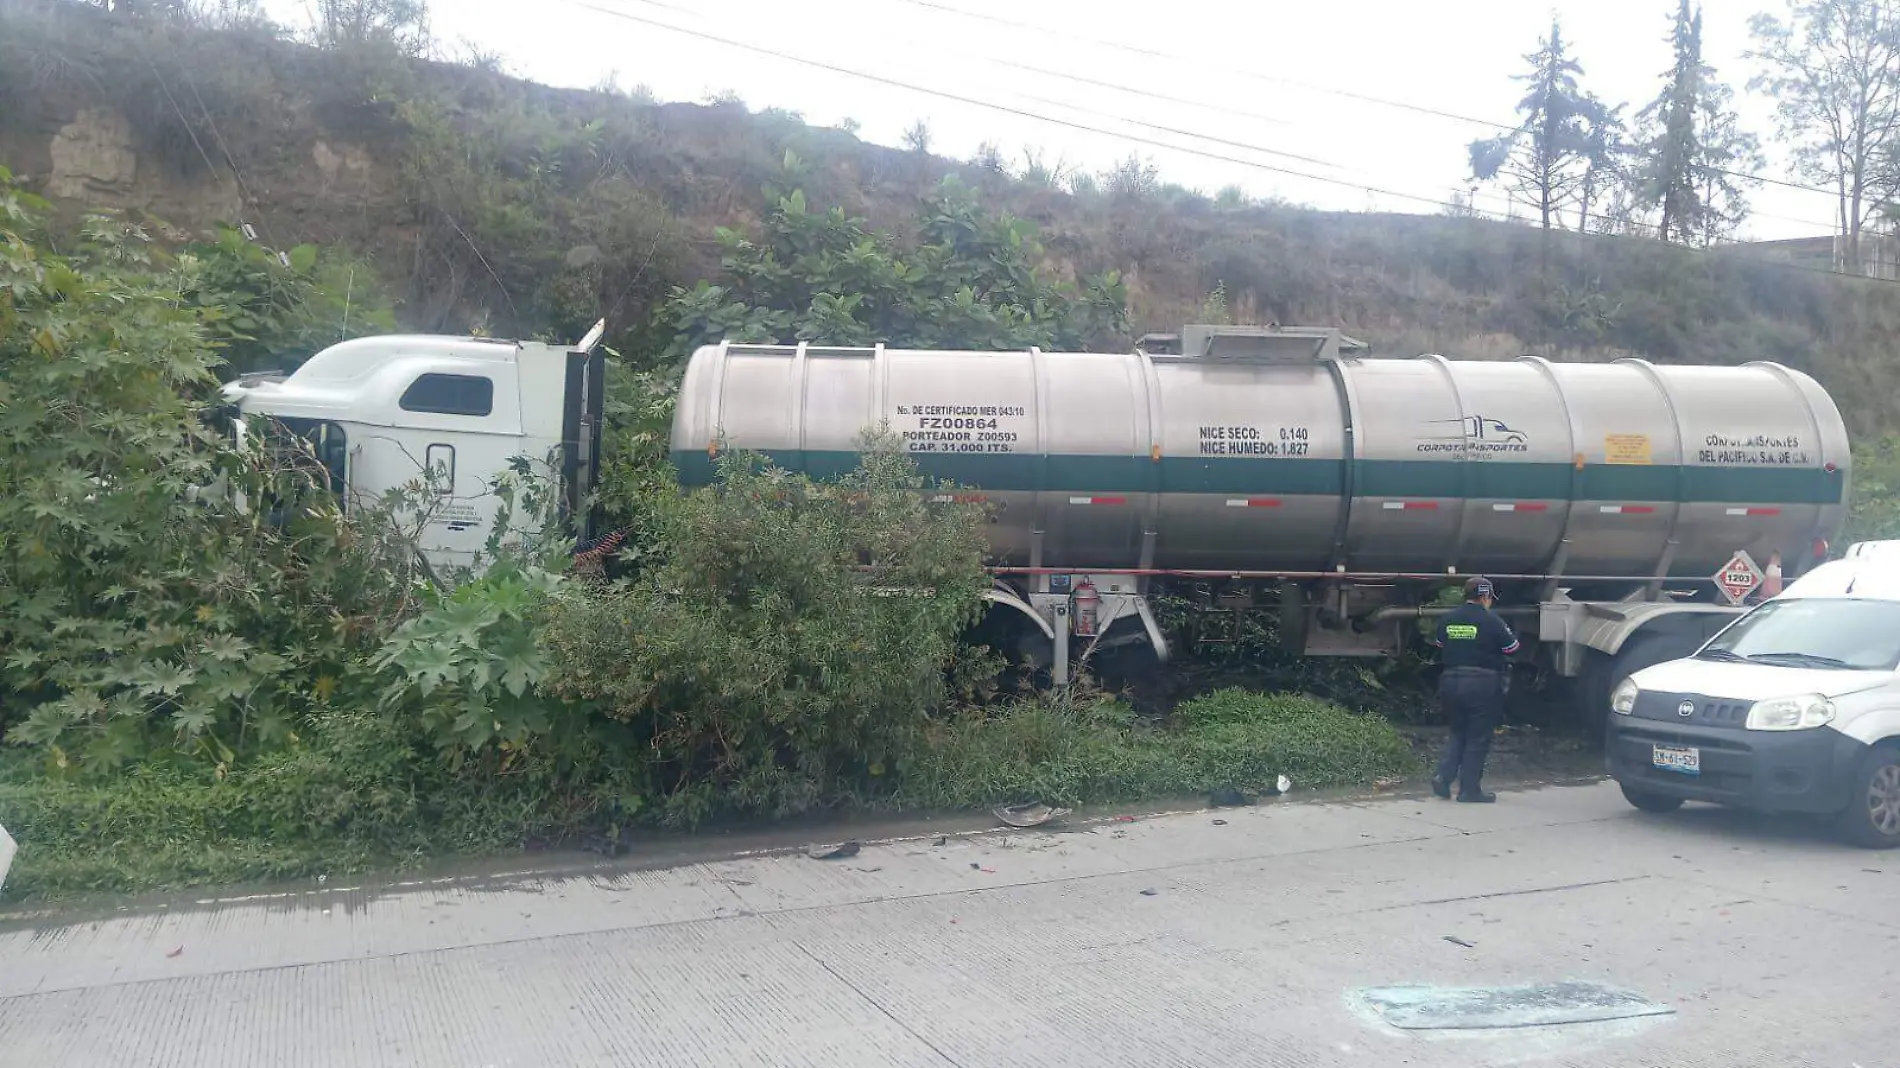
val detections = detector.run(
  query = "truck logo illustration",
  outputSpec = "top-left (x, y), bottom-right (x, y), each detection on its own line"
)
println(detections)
top-left (1438, 415), bottom-right (1527, 443)
top-left (1417, 415), bottom-right (1530, 454)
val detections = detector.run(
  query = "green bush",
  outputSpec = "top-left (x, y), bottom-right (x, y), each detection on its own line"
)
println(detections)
top-left (0, 171), bottom-right (411, 767)
top-left (539, 438), bottom-right (992, 826)
top-left (655, 173), bottom-right (1129, 360)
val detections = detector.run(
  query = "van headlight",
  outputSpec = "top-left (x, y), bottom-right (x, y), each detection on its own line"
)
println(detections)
top-left (1611, 677), bottom-right (1639, 715)
top-left (1745, 694), bottom-right (1836, 731)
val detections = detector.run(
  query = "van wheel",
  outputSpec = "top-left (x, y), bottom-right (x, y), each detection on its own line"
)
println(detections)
top-left (1620, 784), bottom-right (1684, 813)
top-left (1837, 748), bottom-right (1900, 849)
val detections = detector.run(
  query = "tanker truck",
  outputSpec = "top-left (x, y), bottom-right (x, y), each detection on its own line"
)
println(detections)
top-left (670, 325), bottom-right (1852, 722)
top-left (220, 321), bottom-right (1851, 725)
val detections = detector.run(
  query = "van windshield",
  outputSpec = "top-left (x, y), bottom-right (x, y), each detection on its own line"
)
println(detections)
top-left (1699, 598), bottom-right (1900, 671)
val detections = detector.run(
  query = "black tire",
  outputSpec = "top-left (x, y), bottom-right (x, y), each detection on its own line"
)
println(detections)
top-left (1581, 632), bottom-right (1703, 738)
top-left (1836, 747), bottom-right (1900, 849)
top-left (1620, 783), bottom-right (1684, 813)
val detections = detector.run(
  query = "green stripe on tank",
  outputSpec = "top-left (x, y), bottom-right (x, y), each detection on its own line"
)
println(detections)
top-left (670, 451), bottom-right (1845, 505)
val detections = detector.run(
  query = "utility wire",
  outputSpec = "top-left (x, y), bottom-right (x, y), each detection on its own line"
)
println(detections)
top-left (887, 0), bottom-right (1844, 200)
top-left (562, 0), bottom-right (1900, 288)
top-left (645, 0), bottom-right (1839, 230)
top-left (564, 0), bottom-right (1522, 216)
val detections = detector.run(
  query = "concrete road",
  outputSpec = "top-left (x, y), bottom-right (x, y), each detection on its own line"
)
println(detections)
top-left (2, 780), bottom-right (1896, 1068)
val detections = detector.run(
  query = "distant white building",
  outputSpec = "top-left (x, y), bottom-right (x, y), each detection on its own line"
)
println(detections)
top-left (1746, 233), bottom-right (1900, 281)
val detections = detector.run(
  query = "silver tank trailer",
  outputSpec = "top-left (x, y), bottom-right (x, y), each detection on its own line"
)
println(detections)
top-left (670, 332), bottom-right (1851, 581)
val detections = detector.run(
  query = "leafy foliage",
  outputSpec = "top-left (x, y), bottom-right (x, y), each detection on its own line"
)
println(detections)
top-left (1846, 437), bottom-right (1900, 542)
top-left (0, 167), bottom-right (406, 768)
top-left (394, 90), bottom-right (686, 350)
top-left (374, 462), bottom-right (570, 753)
top-left (656, 174), bottom-right (1129, 359)
top-left (176, 224), bottom-right (397, 373)
top-left (538, 437), bottom-right (992, 825)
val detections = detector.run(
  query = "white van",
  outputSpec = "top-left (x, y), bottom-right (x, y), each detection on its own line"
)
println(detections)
top-left (1606, 540), bottom-right (1900, 847)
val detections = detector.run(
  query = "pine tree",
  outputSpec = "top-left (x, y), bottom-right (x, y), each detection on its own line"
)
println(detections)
top-left (1469, 19), bottom-right (1611, 235)
top-left (1635, 1), bottom-right (1761, 244)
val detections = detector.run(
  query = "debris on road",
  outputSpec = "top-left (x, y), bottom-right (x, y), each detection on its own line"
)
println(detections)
top-left (807, 841), bottom-right (861, 860)
top-left (1442, 935), bottom-right (1476, 948)
top-left (993, 801), bottom-right (1071, 828)
top-left (932, 836), bottom-right (948, 846)
top-left (1140, 889), bottom-right (1159, 896)
top-left (1355, 980), bottom-right (1675, 1030)
top-left (1211, 819), bottom-right (1228, 826)
top-left (165, 945), bottom-right (184, 959)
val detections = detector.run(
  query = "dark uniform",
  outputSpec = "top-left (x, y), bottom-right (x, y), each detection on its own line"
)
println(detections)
top-left (1431, 577), bottom-right (1520, 802)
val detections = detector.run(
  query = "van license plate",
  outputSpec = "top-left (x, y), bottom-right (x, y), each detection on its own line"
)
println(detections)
top-left (1653, 745), bottom-right (1700, 776)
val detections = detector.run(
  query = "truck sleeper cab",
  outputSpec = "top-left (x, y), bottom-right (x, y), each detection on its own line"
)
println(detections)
top-left (1607, 540), bottom-right (1900, 847)
top-left (221, 322), bottom-right (607, 576)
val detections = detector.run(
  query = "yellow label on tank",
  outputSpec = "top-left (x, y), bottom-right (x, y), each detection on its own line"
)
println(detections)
top-left (1604, 434), bottom-right (1652, 465)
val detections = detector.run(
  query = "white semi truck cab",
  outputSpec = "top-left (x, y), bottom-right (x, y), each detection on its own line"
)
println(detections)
top-left (221, 322), bottom-right (607, 574)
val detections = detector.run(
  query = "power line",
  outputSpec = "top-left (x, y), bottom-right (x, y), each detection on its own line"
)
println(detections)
top-left (562, 0), bottom-right (1519, 217)
top-left (561, 0), bottom-right (1900, 289)
top-left (1009, 88), bottom-right (1338, 170)
top-left (667, 0), bottom-right (1839, 231)
top-left (887, 0), bottom-right (1844, 201)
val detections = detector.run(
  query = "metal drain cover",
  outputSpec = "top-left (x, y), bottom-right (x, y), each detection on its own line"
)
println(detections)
top-left (1356, 981), bottom-right (1675, 1031)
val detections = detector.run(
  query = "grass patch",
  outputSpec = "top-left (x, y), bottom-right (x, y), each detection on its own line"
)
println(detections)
top-left (0, 690), bottom-right (1422, 904)
top-left (894, 689), bottom-right (1423, 809)
top-left (0, 710), bottom-right (624, 903)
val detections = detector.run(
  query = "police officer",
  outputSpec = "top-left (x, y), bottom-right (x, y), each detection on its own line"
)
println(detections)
top-left (1431, 576), bottom-right (1520, 803)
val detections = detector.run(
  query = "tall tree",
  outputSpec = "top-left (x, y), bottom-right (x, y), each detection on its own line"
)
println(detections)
top-left (1575, 98), bottom-right (1628, 236)
top-left (1470, 19), bottom-right (1614, 236)
top-left (1636, 1), bottom-right (1762, 244)
top-left (313, 0), bottom-right (430, 56)
top-left (1750, 0), bottom-right (1900, 271)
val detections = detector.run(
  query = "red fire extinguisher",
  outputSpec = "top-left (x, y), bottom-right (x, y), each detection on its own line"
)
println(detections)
top-left (1073, 580), bottom-right (1100, 637)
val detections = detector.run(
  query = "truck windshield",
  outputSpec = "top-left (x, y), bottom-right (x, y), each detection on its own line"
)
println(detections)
top-left (1699, 598), bottom-right (1900, 671)
top-left (264, 417), bottom-right (348, 501)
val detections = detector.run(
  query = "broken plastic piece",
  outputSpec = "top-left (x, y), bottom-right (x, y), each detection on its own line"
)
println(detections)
top-left (993, 800), bottom-right (1071, 828)
top-left (807, 841), bottom-right (862, 860)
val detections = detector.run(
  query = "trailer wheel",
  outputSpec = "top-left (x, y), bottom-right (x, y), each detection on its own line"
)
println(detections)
top-left (1581, 631), bottom-right (1705, 738)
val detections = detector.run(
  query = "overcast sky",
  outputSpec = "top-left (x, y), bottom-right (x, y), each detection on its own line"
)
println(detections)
top-left (269, 0), bottom-right (1840, 241)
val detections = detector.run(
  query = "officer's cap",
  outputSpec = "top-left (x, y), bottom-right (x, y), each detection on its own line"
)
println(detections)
top-left (1465, 576), bottom-right (1495, 600)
